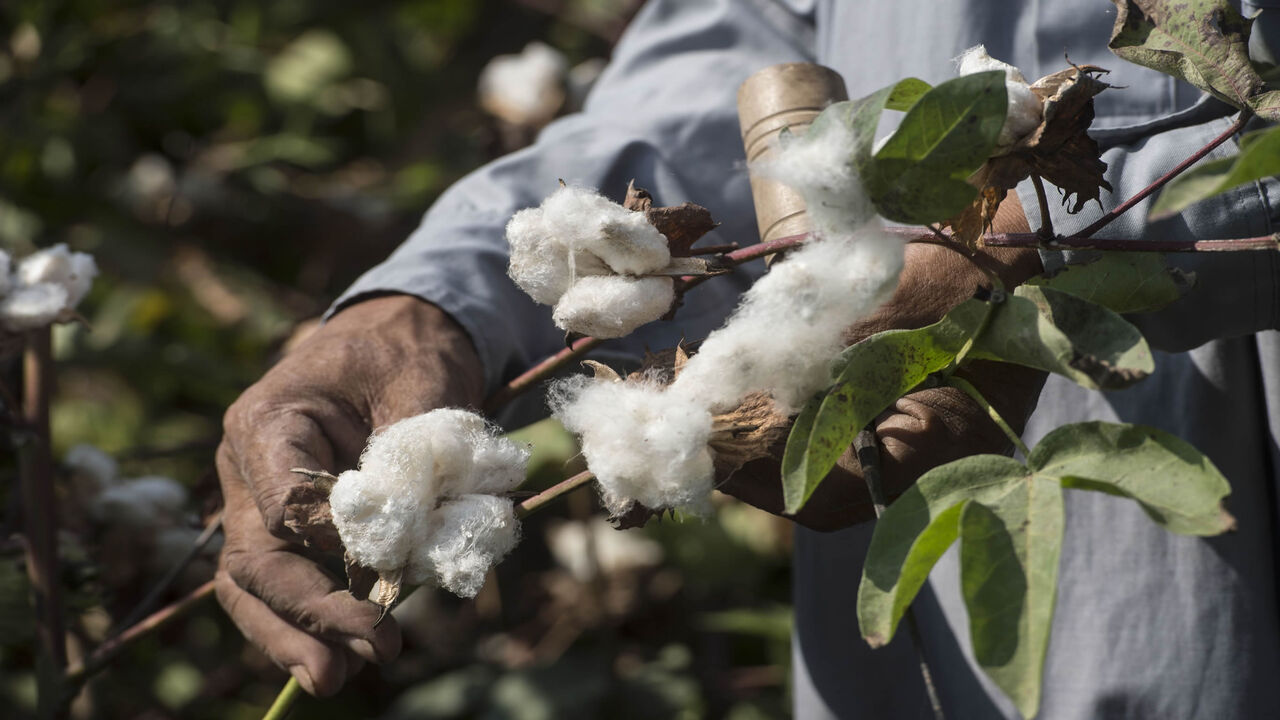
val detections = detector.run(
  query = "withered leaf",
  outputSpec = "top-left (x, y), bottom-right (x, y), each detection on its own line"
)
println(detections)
top-left (372, 568), bottom-right (404, 627)
top-left (346, 552), bottom-right (379, 600)
top-left (609, 502), bottom-right (673, 530)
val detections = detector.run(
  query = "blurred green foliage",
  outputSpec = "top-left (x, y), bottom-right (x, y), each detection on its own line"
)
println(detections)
top-left (0, 1), bottom-right (798, 717)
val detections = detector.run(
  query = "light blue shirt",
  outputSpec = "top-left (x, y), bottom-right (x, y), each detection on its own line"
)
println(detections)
top-left (335, 2), bottom-right (1280, 717)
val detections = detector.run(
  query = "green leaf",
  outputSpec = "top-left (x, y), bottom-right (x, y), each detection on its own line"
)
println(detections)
top-left (781, 316), bottom-right (973, 514)
top-left (1108, 0), bottom-right (1274, 118)
top-left (865, 71), bottom-right (1008, 224)
top-left (1151, 125), bottom-right (1280, 219)
top-left (959, 477), bottom-right (1064, 720)
top-left (1026, 253), bottom-right (1191, 313)
top-left (885, 77), bottom-right (932, 111)
top-left (969, 285), bottom-right (1154, 390)
top-left (780, 394), bottom-right (823, 514)
top-left (858, 455), bottom-right (1028, 646)
top-left (1029, 421), bottom-right (1235, 535)
top-left (840, 77), bottom-right (934, 174)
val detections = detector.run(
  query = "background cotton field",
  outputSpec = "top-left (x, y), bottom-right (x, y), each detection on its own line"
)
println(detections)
top-left (0, 1), bottom-right (797, 718)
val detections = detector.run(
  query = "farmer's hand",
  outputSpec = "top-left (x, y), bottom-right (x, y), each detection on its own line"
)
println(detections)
top-left (215, 295), bottom-right (484, 696)
top-left (720, 193), bottom-right (1046, 530)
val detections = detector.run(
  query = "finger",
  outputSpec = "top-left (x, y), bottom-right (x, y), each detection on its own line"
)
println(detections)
top-left (221, 546), bottom-right (402, 663)
top-left (215, 569), bottom-right (349, 697)
top-left (219, 466), bottom-right (402, 664)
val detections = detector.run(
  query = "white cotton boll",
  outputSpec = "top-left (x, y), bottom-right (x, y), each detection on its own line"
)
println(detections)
top-left (553, 376), bottom-right (715, 515)
top-left (412, 494), bottom-right (520, 597)
top-left (956, 45), bottom-right (1043, 149)
top-left (506, 208), bottom-right (571, 305)
top-left (16, 243), bottom-right (98, 308)
top-left (93, 476), bottom-right (188, 529)
top-left (478, 41), bottom-right (568, 125)
top-left (65, 444), bottom-right (118, 490)
top-left (329, 468), bottom-right (426, 573)
top-left (330, 408), bottom-right (530, 579)
top-left (546, 517), bottom-right (663, 581)
top-left (753, 113), bottom-right (877, 238)
top-left (539, 187), bottom-right (669, 275)
top-left (672, 227), bottom-right (904, 414)
top-left (551, 275), bottom-right (674, 338)
top-left (0, 283), bottom-right (68, 331)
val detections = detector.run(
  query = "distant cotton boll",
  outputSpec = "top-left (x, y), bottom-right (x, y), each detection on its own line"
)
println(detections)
top-left (553, 376), bottom-right (716, 515)
top-left (412, 494), bottom-right (520, 597)
top-left (956, 45), bottom-right (1043, 149)
top-left (16, 243), bottom-right (98, 307)
top-left (93, 476), bottom-right (188, 529)
top-left (672, 227), bottom-right (904, 414)
top-left (546, 517), bottom-right (663, 581)
top-left (551, 275), bottom-right (674, 338)
top-left (0, 283), bottom-right (68, 331)
top-left (753, 115), bottom-right (876, 238)
top-left (477, 41), bottom-right (568, 125)
top-left (65, 444), bottom-right (119, 490)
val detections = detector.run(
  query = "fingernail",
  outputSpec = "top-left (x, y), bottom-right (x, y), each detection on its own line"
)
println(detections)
top-left (350, 638), bottom-right (377, 662)
top-left (289, 665), bottom-right (316, 695)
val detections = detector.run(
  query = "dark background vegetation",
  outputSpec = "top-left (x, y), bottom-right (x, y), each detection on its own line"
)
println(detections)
top-left (0, 1), bottom-right (796, 717)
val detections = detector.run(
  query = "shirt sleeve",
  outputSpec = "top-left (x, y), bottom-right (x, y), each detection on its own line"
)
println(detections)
top-left (329, 0), bottom-right (817, 398)
top-left (1015, 98), bottom-right (1280, 353)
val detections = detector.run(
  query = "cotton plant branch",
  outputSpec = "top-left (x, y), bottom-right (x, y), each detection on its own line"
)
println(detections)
top-left (16, 327), bottom-right (68, 718)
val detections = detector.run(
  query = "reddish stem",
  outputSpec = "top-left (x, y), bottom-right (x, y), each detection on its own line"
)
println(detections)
top-left (19, 328), bottom-right (66, 675)
top-left (1074, 111), bottom-right (1252, 239)
top-left (483, 232), bottom-right (811, 411)
top-left (515, 470), bottom-right (595, 518)
top-left (981, 232), bottom-right (1280, 252)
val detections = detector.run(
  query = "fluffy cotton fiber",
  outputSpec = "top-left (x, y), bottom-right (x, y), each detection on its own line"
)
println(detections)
top-left (506, 186), bottom-right (674, 337)
top-left (0, 243), bottom-right (98, 332)
top-left (328, 408), bottom-right (530, 598)
top-left (550, 111), bottom-right (905, 515)
top-left (956, 45), bottom-right (1043, 150)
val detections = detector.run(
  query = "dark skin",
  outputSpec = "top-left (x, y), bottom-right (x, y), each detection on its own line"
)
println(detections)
top-left (215, 193), bottom-right (1043, 695)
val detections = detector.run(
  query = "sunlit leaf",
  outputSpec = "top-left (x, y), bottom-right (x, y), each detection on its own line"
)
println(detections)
top-left (959, 478), bottom-right (1064, 720)
top-left (1151, 125), bottom-right (1280, 219)
top-left (780, 316), bottom-right (973, 514)
top-left (1029, 421), bottom-right (1234, 535)
top-left (968, 285), bottom-right (1153, 389)
top-left (865, 71), bottom-right (1008, 224)
top-left (1025, 253), bottom-right (1190, 313)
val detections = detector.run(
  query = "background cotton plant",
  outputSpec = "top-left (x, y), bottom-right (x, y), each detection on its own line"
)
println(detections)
top-left (0, 244), bottom-right (98, 333)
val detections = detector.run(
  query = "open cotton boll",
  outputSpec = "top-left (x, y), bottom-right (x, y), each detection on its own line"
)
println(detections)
top-left (329, 408), bottom-right (530, 587)
top-left (539, 187), bottom-right (669, 275)
top-left (92, 476), bottom-right (188, 529)
top-left (753, 113), bottom-right (876, 238)
top-left (956, 45), bottom-right (1043, 149)
top-left (552, 376), bottom-right (715, 515)
top-left (506, 208), bottom-right (572, 305)
top-left (551, 275), bottom-right (674, 338)
top-left (65, 444), bottom-right (119, 491)
top-left (16, 243), bottom-right (98, 308)
top-left (672, 227), bottom-right (904, 414)
top-left (477, 41), bottom-right (568, 125)
top-left (411, 494), bottom-right (520, 597)
top-left (0, 283), bottom-right (68, 331)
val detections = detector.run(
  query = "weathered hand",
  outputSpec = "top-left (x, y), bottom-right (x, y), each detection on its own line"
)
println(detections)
top-left (215, 295), bottom-right (484, 696)
top-left (720, 195), bottom-right (1047, 530)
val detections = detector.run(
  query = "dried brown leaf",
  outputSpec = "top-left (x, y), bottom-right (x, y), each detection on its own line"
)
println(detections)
top-left (622, 180), bottom-right (719, 256)
top-left (281, 481), bottom-right (343, 553)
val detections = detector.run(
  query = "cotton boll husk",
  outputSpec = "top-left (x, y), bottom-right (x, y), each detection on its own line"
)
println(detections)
top-left (0, 283), bottom-right (68, 331)
top-left (552, 376), bottom-right (716, 515)
top-left (672, 227), bottom-right (904, 414)
top-left (753, 114), bottom-right (876, 238)
top-left (410, 494), bottom-right (521, 597)
top-left (956, 45), bottom-right (1043, 148)
top-left (16, 243), bottom-right (98, 307)
top-left (65, 444), bottom-right (118, 491)
top-left (92, 476), bottom-right (188, 529)
top-left (551, 275), bottom-right (674, 338)
top-left (329, 468), bottom-right (426, 573)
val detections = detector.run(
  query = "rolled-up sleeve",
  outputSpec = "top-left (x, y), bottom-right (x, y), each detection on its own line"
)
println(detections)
top-left (330, 0), bottom-right (817, 395)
